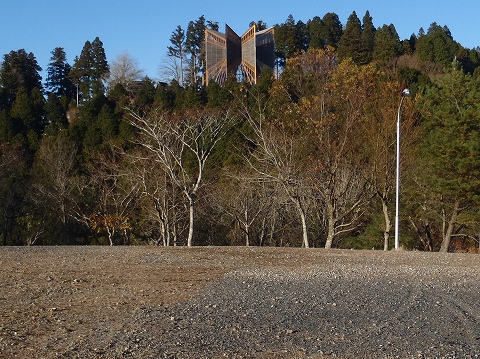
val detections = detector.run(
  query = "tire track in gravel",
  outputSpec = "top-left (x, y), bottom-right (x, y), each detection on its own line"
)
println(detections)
top-left (132, 265), bottom-right (480, 358)
top-left (433, 285), bottom-right (480, 349)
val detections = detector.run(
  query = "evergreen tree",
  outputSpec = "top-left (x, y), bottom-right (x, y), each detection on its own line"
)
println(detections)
top-left (0, 142), bottom-right (28, 245)
top-left (0, 49), bottom-right (43, 110)
top-left (468, 48), bottom-right (479, 65)
top-left (255, 67), bottom-right (274, 97)
top-left (181, 85), bottom-right (202, 109)
top-left (70, 41), bottom-right (93, 101)
top-left (308, 16), bottom-right (325, 49)
top-left (402, 34), bottom-right (416, 55)
top-left (71, 37), bottom-right (109, 101)
top-left (459, 48), bottom-right (480, 74)
top-left (182, 16), bottom-right (218, 86)
top-left (0, 50), bottom-right (44, 148)
top-left (415, 36), bottom-right (434, 63)
top-left (295, 20), bottom-right (309, 52)
top-left (97, 103), bottom-right (118, 142)
top-left (373, 24), bottom-right (402, 62)
top-left (206, 81), bottom-right (223, 109)
top-left (418, 69), bottom-right (480, 251)
top-left (415, 23), bottom-right (459, 67)
top-left (0, 109), bottom-right (14, 143)
top-left (134, 77), bottom-right (156, 110)
top-left (185, 15), bottom-right (207, 86)
top-left (274, 15), bottom-right (298, 67)
top-left (91, 37), bottom-right (110, 97)
top-left (207, 20), bottom-right (219, 32)
top-left (153, 82), bottom-right (176, 112)
top-left (44, 92), bottom-right (68, 135)
top-left (67, 94), bottom-right (111, 154)
top-left (360, 11), bottom-right (375, 64)
top-left (168, 25), bottom-right (186, 86)
top-left (338, 11), bottom-right (363, 63)
top-left (10, 87), bottom-right (45, 150)
top-left (249, 20), bottom-right (267, 31)
top-left (45, 47), bottom-right (75, 99)
top-left (321, 12), bottom-right (343, 48)
top-left (170, 80), bottom-right (186, 111)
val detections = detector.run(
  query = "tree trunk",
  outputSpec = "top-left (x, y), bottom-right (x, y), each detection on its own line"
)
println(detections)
top-left (439, 199), bottom-right (460, 253)
top-left (165, 221), bottom-right (170, 246)
top-left (107, 228), bottom-right (114, 246)
top-left (160, 222), bottom-right (166, 246)
top-left (408, 217), bottom-right (434, 251)
top-left (381, 196), bottom-right (391, 251)
top-left (187, 195), bottom-right (195, 247)
top-left (269, 215), bottom-right (276, 246)
top-left (325, 225), bottom-right (334, 249)
top-left (243, 209), bottom-right (250, 246)
top-left (324, 199), bottom-right (335, 249)
top-left (292, 197), bottom-right (309, 248)
top-left (299, 208), bottom-right (309, 248)
top-left (258, 216), bottom-right (267, 246)
top-left (173, 224), bottom-right (178, 247)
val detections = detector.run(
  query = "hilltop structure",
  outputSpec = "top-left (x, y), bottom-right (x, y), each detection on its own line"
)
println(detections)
top-left (205, 24), bottom-right (275, 86)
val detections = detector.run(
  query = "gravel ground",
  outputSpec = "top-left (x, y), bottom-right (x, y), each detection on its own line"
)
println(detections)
top-left (0, 246), bottom-right (479, 358)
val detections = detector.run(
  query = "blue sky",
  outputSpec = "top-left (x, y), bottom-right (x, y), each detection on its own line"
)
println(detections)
top-left (1, 0), bottom-right (478, 81)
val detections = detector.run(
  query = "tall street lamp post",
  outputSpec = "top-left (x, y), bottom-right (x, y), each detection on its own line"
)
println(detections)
top-left (395, 88), bottom-right (410, 250)
top-left (75, 83), bottom-right (79, 106)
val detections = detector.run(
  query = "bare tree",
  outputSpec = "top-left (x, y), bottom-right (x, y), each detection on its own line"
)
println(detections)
top-left (108, 51), bottom-right (144, 91)
top-left (28, 134), bottom-right (78, 244)
top-left (95, 148), bottom-right (139, 245)
top-left (211, 170), bottom-right (276, 246)
top-left (128, 148), bottom-right (185, 246)
top-left (129, 109), bottom-right (236, 246)
top-left (71, 145), bottom-right (140, 245)
top-left (158, 54), bottom-right (184, 85)
top-left (32, 134), bottom-right (77, 227)
top-left (241, 97), bottom-right (312, 248)
top-left (312, 163), bottom-right (369, 249)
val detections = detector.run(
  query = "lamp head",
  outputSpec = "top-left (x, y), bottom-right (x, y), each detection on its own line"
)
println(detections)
top-left (402, 88), bottom-right (410, 97)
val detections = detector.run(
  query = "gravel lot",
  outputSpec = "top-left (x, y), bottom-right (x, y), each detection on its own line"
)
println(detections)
top-left (0, 246), bottom-right (479, 358)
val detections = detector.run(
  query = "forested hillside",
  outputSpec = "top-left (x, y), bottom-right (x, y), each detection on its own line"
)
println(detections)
top-left (1, 11), bottom-right (479, 251)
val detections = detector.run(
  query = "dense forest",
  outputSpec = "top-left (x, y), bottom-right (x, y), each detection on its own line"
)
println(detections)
top-left (1, 11), bottom-right (480, 252)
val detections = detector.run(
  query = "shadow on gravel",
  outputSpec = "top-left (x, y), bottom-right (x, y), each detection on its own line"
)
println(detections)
top-left (128, 253), bottom-right (480, 358)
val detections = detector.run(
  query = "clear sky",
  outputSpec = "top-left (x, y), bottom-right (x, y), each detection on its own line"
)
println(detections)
top-left (1, 0), bottom-right (478, 81)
